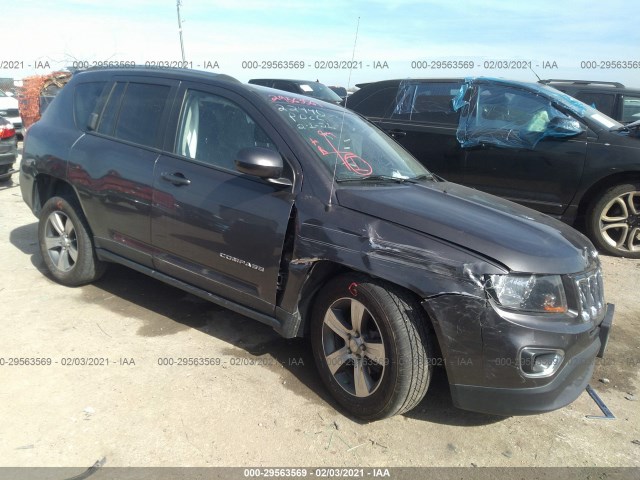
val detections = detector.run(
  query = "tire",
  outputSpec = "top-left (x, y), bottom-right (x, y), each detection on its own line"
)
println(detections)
top-left (310, 274), bottom-right (433, 420)
top-left (38, 196), bottom-right (106, 286)
top-left (587, 183), bottom-right (640, 258)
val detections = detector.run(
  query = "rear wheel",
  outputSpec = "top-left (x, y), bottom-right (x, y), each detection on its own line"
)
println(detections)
top-left (587, 183), bottom-right (640, 258)
top-left (38, 196), bottom-right (106, 286)
top-left (311, 275), bottom-right (433, 420)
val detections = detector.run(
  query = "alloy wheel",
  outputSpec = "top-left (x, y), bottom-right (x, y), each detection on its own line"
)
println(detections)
top-left (321, 297), bottom-right (387, 397)
top-left (599, 190), bottom-right (640, 253)
top-left (44, 211), bottom-right (78, 272)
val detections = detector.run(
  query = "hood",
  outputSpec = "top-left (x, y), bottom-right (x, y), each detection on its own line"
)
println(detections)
top-left (336, 181), bottom-right (595, 274)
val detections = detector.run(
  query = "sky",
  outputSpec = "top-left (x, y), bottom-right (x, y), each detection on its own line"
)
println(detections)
top-left (3, 0), bottom-right (639, 89)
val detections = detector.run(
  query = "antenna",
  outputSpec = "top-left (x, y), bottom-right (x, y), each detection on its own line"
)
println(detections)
top-left (328, 16), bottom-right (360, 205)
top-left (176, 1), bottom-right (186, 62)
top-left (529, 65), bottom-right (541, 82)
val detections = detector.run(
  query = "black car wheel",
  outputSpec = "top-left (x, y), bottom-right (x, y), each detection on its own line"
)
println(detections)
top-left (588, 183), bottom-right (640, 258)
top-left (311, 275), bottom-right (433, 420)
top-left (39, 196), bottom-right (106, 286)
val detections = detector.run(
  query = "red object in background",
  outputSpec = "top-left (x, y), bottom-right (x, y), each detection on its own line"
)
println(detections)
top-left (18, 72), bottom-right (72, 128)
top-left (0, 122), bottom-right (16, 139)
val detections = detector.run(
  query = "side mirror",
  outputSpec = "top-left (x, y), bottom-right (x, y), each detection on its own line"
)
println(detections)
top-left (235, 147), bottom-right (292, 186)
top-left (546, 116), bottom-right (584, 137)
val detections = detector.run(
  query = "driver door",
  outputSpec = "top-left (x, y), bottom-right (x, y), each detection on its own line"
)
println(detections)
top-left (461, 84), bottom-right (588, 216)
top-left (151, 84), bottom-right (296, 314)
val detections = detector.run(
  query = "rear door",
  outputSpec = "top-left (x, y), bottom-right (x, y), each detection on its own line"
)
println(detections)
top-left (373, 80), bottom-right (465, 182)
top-left (151, 83), bottom-right (296, 314)
top-left (69, 77), bottom-right (177, 266)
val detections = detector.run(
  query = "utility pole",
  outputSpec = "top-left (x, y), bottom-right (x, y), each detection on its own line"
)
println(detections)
top-left (176, 1), bottom-right (186, 62)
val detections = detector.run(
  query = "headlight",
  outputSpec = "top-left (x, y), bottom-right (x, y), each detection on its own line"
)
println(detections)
top-left (486, 274), bottom-right (567, 314)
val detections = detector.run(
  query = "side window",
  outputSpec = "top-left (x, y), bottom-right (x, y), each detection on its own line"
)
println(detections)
top-left (574, 91), bottom-right (616, 117)
top-left (97, 82), bottom-right (126, 136)
top-left (411, 82), bottom-right (461, 124)
top-left (391, 82), bottom-right (460, 124)
top-left (272, 81), bottom-right (298, 94)
top-left (457, 83), bottom-right (583, 150)
top-left (622, 95), bottom-right (640, 123)
top-left (74, 82), bottom-right (108, 131)
top-left (175, 89), bottom-right (281, 173)
top-left (113, 83), bottom-right (171, 147)
top-left (349, 86), bottom-right (398, 118)
top-left (476, 85), bottom-right (553, 132)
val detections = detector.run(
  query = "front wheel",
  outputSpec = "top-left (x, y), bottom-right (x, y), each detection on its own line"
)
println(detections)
top-left (38, 196), bottom-right (106, 286)
top-left (587, 183), bottom-right (640, 258)
top-left (311, 275), bottom-right (433, 420)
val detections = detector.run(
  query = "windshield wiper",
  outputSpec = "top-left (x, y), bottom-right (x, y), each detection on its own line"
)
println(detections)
top-left (410, 174), bottom-right (434, 181)
top-left (337, 174), bottom-right (433, 184)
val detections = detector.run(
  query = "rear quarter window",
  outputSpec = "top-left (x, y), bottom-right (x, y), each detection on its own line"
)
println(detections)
top-left (73, 82), bottom-right (108, 131)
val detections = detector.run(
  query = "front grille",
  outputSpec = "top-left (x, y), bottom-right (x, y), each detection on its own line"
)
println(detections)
top-left (0, 108), bottom-right (19, 117)
top-left (574, 268), bottom-right (605, 323)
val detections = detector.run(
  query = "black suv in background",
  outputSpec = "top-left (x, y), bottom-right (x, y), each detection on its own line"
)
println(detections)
top-left (248, 78), bottom-right (343, 104)
top-left (346, 77), bottom-right (640, 258)
top-left (540, 79), bottom-right (640, 125)
top-left (20, 67), bottom-right (613, 420)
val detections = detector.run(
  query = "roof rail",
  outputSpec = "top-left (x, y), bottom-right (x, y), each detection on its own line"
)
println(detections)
top-left (540, 79), bottom-right (625, 88)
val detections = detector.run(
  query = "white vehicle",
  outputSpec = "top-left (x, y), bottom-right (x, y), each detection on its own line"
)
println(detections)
top-left (0, 90), bottom-right (23, 137)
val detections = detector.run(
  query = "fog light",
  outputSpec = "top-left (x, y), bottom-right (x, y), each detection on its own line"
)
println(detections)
top-left (519, 348), bottom-right (564, 378)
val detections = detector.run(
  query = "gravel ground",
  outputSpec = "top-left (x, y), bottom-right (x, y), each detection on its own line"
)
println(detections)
top-left (0, 151), bottom-right (638, 469)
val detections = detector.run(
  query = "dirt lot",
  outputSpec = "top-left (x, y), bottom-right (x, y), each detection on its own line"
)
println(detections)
top-left (0, 150), bottom-right (639, 469)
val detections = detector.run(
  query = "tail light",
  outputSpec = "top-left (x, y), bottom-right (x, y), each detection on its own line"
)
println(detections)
top-left (0, 123), bottom-right (15, 139)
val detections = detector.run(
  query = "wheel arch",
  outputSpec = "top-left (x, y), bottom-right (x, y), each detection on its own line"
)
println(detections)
top-left (33, 174), bottom-right (100, 244)
top-left (577, 172), bottom-right (640, 220)
top-left (294, 260), bottom-right (440, 348)
top-left (33, 174), bottom-right (79, 214)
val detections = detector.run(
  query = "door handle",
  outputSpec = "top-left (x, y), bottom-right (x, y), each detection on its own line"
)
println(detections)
top-left (388, 129), bottom-right (407, 138)
top-left (161, 172), bottom-right (191, 186)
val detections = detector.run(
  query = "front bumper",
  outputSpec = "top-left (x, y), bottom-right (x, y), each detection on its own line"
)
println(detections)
top-left (0, 150), bottom-right (16, 164)
top-left (0, 146), bottom-right (17, 180)
top-left (0, 167), bottom-right (17, 180)
top-left (423, 294), bottom-right (614, 416)
top-left (450, 329), bottom-right (599, 415)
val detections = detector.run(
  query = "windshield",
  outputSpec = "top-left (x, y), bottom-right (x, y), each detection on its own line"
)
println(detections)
top-left (0, 90), bottom-right (6, 97)
top-left (261, 91), bottom-right (430, 182)
top-left (296, 82), bottom-right (343, 103)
